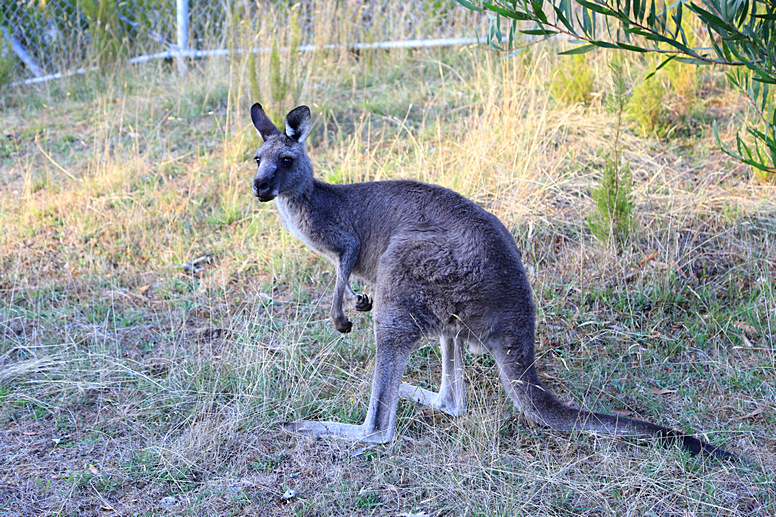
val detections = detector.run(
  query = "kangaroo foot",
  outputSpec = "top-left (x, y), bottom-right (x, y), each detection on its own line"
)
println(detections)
top-left (399, 383), bottom-right (466, 417)
top-left (281, 421), bottom-right (392, 443)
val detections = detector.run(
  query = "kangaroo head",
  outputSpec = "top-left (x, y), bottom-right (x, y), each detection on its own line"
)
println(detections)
top-left (250, 103), bottom-right (312, 202)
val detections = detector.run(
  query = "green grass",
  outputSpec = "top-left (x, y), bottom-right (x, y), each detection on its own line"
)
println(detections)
top-left (0, 36), bottom-right (774, 516)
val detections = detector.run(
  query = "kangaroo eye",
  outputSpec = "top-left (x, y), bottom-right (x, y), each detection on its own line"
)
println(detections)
top-left (282, 157), bottom-right (293, 165)
top-left (254, 157), bottom-right (261, 165)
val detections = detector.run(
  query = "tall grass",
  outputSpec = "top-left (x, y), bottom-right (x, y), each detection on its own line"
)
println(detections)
top-left (1, 20), bottom-right (774, 517)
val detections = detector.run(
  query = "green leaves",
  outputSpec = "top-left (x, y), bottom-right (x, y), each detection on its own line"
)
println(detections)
top-left (714, 120), bottom-right (776, 180)
top-left (461, 0), bottom-right (776, 178)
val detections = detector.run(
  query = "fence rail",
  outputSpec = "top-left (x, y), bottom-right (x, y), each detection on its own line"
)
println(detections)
top-left (1, 1), bottom-right (485, 85)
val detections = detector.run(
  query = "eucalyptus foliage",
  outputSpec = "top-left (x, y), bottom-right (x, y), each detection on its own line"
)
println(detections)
top-left (457, 0), bottom-right (776, 178)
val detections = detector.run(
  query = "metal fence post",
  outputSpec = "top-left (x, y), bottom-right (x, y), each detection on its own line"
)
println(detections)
top-left (2, 26), bottom-right (43, 77)
top-left (176, 0), bottom-right (189, 73)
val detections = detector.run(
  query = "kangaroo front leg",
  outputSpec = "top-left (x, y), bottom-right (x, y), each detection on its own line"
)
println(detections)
top-left (283, 329), bottom-right (413, 443)
top-left (400, 335), bottom-right (466, 417)
top-left (330, 239), bottom-right (364, 333)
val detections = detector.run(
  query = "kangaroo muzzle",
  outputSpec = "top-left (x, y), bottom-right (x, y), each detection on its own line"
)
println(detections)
top-left (253, 176), bottom-right (276, 201)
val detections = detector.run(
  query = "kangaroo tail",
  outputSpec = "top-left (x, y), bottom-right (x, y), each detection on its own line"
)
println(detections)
top-left (492, 346), bottom-right (737, 462)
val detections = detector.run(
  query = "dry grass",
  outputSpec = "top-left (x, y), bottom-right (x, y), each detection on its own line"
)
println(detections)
top-left (1, 36), bottom-right (774, 517)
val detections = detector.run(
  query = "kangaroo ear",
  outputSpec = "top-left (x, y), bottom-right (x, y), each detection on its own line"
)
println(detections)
top-left (285, 105), bottom-right (311, 143)
top-left (251, 103), bottom-right (281, 142)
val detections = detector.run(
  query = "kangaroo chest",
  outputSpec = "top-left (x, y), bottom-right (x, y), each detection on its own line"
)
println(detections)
top-left (276, 197), bottom-right (336, 261)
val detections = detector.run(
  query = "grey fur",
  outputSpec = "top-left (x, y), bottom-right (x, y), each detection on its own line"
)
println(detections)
top-left (250, 103), bottom-right (736, 460)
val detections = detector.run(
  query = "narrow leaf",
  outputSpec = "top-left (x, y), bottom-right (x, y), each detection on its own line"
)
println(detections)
top-left (582, 7), bottom-right (593, 35)
top-left (552, 4), bottom-right (572, 29)
top-left (616, 42), bottom-right (649, 52)
top-left (673, 1), bottom-right (683, 38)
top-left (520, 28), bottom-right (559, 36)
top-left (454, 0), bottom-right (483, 12)
top-left (642, 31), bottom-right (701, 57)
top-left (532, 0), bottom-right (550, 24)
top-left (502, 47), bottom-right (529, 58)
top-left (590, 40), bottom-right (619, 49)
top-left (577, 0), bottom-right (617, 17)
top-left (636, 0), bottom-right (646, 24)
top-left (482, 2), bottom-right (535, 21)
top-left (674, 56), bottom-right (713, 65)
top-left (688, 4), bottom-right (737, 35)
top-left (660, 0), bottom-right (668, 33)
top-left (713, 121), bottom-right (745, 163)
top-left (643, 55), bottom-right (676, 81)
top-left (647, 0), bottom-right (656, 29)
top-left (654, 54), bottom-right (676, 71)
top-left (559, 43), bottom-right (598, 54)
top-left (561, 0), bottom-right (574, 28)
top-left (753, 73), bottom-right (776, 84)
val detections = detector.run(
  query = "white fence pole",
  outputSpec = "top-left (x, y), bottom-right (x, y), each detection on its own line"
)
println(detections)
top-left (2, 26), bottom-right (44, 77)
top-left (176, 0), bottom-right (189, 73)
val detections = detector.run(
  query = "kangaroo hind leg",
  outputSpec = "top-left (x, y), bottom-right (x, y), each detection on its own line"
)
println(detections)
top-left (284, 316), bottom-right (416, 443)
top-left (400, 334), bottom-right (466, 417)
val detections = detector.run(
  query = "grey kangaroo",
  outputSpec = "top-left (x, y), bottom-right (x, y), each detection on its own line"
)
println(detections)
top-left (250, 103), bottom-right (735, 461)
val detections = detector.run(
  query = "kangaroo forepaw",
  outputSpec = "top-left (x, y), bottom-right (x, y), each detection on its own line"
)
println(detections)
top-left (355, 294), bottom-right (372, 312)
top-left (333, 317), bottom-right (353, 333)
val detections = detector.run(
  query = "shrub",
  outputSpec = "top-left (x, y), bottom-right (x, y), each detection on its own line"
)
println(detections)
top-left (0, 38), bottom-right (15, 87)
top-left (550, 53), bottom-right (594, 106)
top-left (589, 57), bottom-right (634, 243)
top-left (627, 68), bottom-right (671, 138)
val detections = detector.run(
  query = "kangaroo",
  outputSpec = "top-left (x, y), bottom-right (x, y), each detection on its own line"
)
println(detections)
top-left (250, 103), bottom-right (736, 461)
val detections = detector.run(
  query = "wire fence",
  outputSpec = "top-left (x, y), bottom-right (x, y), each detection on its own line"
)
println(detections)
top-left (1, 0), bottom-right (487, 85)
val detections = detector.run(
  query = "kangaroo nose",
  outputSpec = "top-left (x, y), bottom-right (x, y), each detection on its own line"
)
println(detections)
top-left (253, 177), bottom-right (275, 201)
top-left (253, 178), bottom-right (268, 197)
